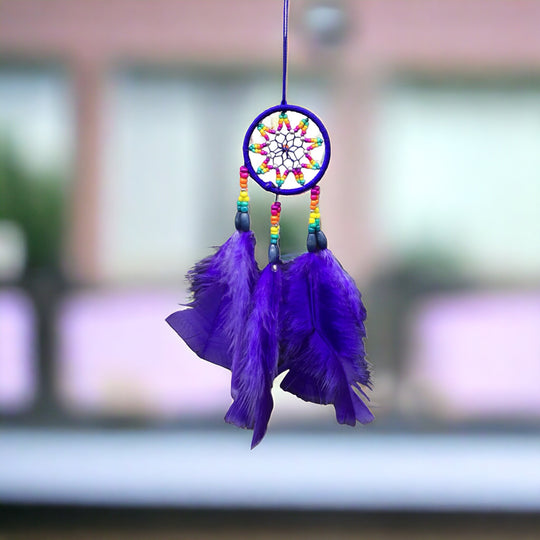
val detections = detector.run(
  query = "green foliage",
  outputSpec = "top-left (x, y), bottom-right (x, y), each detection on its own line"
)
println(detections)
top-left (0, 140), bottom-right (65, 271)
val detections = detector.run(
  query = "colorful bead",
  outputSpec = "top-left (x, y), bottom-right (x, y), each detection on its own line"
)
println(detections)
top-left (292, 168), bottom-right (304, 185)
top-left (278, 112), bottom-right (292, 131)
top-left (294, 117), bottom-right (309, 135)
top-left (237, 166), bottom-right (250, 215)
top-left (249, 143), bottom-right (268, 155)
top-left (257, 157), bottom-right (273, 174)
top-left (304, 137), bottom-right (323, 151)
top-left (269, 201), bottom-right (282, 246)
top-left (257, 123), bottom-right (276, 141)
top-left (307, 186), bottom-right (321, 233)
top-left (301, 153), bottom-right (320, 170)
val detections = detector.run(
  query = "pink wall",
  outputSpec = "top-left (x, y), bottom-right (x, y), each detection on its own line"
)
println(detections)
top-left (1, 0), bottom-right (540, 280)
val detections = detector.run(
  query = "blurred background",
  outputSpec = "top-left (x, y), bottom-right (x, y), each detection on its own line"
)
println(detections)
top-left (1, 0), bottom-right (540, 538)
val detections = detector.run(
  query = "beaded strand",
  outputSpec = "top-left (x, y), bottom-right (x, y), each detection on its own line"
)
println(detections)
top-left (293, 168), bottom-right (304, 185)
top-left (302, 154), bottom-right (320, 170)
top-left (249, 143), bottom-right (268, 155)
top-left (305, 137), bottom-right (323, 151)
top-left (257, 123), bottom-right (276, 140)
top-left (237, 166), bottom-right (250, 214)
top-left (257, 157), bottom-right (272, 174)
top-left (270, 201), bottom-right (282, 245)
top-left (278, 112), bottom-right (292, 131)
top-left (294, 117), bottom-right (309, 135)
top-left (308, 185), bottom-right (321, 234)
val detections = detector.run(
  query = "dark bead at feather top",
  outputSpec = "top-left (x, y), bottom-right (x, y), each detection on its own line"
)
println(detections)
top-left (316, 230), bottom-right (328, 250)
top-left (307, 232), bottom-right (318, 253)
top-left (235, 211), bottom-right (250, 232)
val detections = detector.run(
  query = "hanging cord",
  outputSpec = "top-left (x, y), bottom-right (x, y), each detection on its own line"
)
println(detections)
top-left (281, 0), bottom-right (290, 105)
top-left (270, 0), bottom-right (287, 263)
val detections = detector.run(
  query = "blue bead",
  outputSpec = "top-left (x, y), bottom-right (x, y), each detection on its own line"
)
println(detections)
top-left (235, 211), bottom-right (250, 232)
top-left (316, 230), bottom-right (328, 250)
top-left (307, 232), bottom-right (318, 253)
top-left (268, 243), bottom-right (280, 264)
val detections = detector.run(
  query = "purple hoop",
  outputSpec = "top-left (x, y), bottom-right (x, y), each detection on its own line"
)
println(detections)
top-left (242, 104), bottom-right (331, 195)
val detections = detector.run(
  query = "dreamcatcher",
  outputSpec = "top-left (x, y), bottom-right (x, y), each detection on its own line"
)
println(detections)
top-left (167, 0), bottom-right (373, 448)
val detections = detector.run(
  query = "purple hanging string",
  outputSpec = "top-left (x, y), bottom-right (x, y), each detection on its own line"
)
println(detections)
top-left (281, 0), bottom-right (290, 105)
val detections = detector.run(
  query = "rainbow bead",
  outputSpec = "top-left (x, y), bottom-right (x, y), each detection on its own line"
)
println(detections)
top-left (305, 137), bottom-right (323, 151)
top-left (302, 153), bottom-right (320, 170)
top-left (237, 166), bottom-right (250, 213)
top-left (249, 143), bottom-right (267, 155)
top-left (308, 186), bottom-right (321, 232)
top-left (278, 112), bottom-right (292, 131)
top-left (257, 157), bottom-right (272, 174)
top-left (257, 123), bottom-right (276, 141)
top-left (294, 117), bottom-right (309, 135)
top-left (270, 201), bottom-right (281, 244)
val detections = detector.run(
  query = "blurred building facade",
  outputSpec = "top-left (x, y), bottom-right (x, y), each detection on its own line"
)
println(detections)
top-left (1, 0), bottom-right (540, 429)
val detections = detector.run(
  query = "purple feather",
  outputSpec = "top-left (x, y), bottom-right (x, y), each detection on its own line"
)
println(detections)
top-left (225, 264), bottom-right (282, 448)
top-left (166, 231), bottom-right (259, 370)
top-left (279, 250), bottom-right (373, 426)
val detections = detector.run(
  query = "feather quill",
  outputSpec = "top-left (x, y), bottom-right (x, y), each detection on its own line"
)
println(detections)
top-left (166, 230), bottom-right (259, 370)
top-left (225, 263), bottom-right (282, 448)
top-left (279, 249), bottom-right (373, 425)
